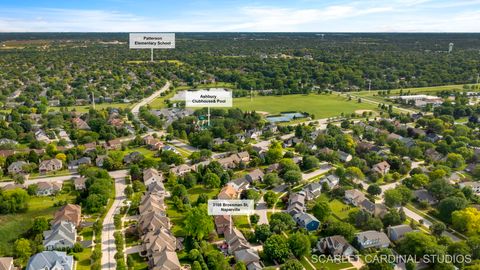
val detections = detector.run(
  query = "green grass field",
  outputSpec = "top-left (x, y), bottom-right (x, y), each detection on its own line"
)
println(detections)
top-left (0, 193), bottom-right (76, 256)
top-left (329, 199), bottom-right (357, 221)
top-left (47, 103), bottom-right (131, 113)
top-left (166, 185), bottom-right (220, 237)
top-left (300, 256), bottom-right (353, 270)
top-left (234, 94), bottom-right (378, 118)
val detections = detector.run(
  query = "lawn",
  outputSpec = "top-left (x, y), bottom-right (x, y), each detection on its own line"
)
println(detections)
top-left (329, 199), bottom-right (357, 221)
top-left (355, 84), bottom-right (467, 97)
top-left (126, 147), bottom-right (158, 159)
top-left (301, 256), bottom-right (353, 270)
top-left (0, 193), bottom-right (76, 256)
top-left (150, 82), bottom-right (235, 109)
top-left (128, 253), bottom-right (148, 270)
top-left (47, 103), bottom-right (131, 113)
top-left (234, 94), bottom-right (378, 118)
top-left (233, 215), bottom-right (251, 230)
top-left (166, 185), bottom-right (220, 237)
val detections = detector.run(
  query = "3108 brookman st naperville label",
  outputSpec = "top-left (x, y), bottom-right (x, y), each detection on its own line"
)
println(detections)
top-left (207, 200), bottom-right (254, 215)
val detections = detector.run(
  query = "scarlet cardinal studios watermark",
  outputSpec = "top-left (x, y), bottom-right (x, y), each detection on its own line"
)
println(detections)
top-left (310, 254), bottom-right (472, 265)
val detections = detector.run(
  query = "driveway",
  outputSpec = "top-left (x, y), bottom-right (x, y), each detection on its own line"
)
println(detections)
top-left (101, 176), bottom-right (127, 269)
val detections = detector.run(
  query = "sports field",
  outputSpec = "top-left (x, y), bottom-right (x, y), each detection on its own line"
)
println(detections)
top-left (234, 94), bottom-right (378, 118)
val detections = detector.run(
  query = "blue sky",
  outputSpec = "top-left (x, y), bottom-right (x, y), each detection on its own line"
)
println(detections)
top-left (1, 0), bottom-right (480, 32)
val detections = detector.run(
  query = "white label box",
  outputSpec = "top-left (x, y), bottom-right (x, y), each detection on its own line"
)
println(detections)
top-left (129, 33), bottom-right (175, 49)
top-left (185, 90), bottom-right (232, 108)
top-left (208, 200), bottom-right (254, 215)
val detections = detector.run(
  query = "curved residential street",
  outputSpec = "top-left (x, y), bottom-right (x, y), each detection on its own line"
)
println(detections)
top-left (101, 175), bottom-right (127, 270)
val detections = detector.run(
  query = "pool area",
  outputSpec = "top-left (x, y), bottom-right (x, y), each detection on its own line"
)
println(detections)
top-left (266, 112), bottom-right (307, 123)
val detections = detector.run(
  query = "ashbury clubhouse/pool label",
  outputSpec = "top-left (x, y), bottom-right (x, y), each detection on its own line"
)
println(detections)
top-left (208, 200), bottom-right (254, 215)
top-left (186, 90), bottom-right (233, 108)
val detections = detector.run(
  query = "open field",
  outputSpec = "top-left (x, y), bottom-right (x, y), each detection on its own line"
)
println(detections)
top-left (234, 94), bottom-right (378, 118)
top-left (127, 60), bottom-right (184, 65)
top-left (150, 82), bottom-right (236, 109)
top-left (0, 193), bottom-right (76, 256)
top-left (47, 103), bottom-right (131, 113)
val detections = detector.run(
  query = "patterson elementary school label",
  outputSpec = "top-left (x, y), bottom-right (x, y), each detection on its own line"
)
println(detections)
top-left (185, 90), bottom-right (233, 108)
top-left (129, 33), bottom-right (175, 49)
top-left (208, 200), bottom-right (254, 215)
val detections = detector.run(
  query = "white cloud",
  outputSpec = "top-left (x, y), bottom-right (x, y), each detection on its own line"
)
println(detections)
top-left (0, 1), bottom-right (479, 32)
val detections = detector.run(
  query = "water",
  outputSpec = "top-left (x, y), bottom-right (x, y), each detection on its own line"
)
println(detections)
top-left (266, 112), bottom-right (306, 123)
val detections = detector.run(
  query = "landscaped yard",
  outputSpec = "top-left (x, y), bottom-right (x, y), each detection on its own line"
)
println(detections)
top-left (166, 185), bottom-right (219, 237)
top-left (127, 253), bottom-right (148, 270)
top-left (300, 256), bottom-right (353, 270)
top-left (233, 215), bottom-right (251, 230)
top-left (234, 94), bottom-right (379, 118)
top-left (0, 193), bottom-right (76, 256)
top-left (329, 199), bottom-right (357, 221)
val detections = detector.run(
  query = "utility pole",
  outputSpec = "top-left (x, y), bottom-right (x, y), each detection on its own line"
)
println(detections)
top-left (368, 79), bottom-right (372, 92)
top-left (250, 87), bottom-right (253, 101)
top-left (476, 73), bottom-right (479, 85)
top-left (92, 92), bottom-right (95, 109)
top-left (207, 106), bottom-right (210, 127)
top-left (150, 48), bottom-right (154, 62)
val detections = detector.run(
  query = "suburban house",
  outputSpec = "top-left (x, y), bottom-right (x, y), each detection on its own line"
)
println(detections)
top-left (224, 227), bottom-right (250, 254)
top-left (338, 150), bottom-right (353, 162)
top-left (301, 182), bottom-right (322, 200)
top-left (359, 200), bottom-right (388, 218)
top-left (36, 181), bottom-right (62, 196)
top-left (387, 224), bottom-right (413, 241)
top-left (151, 249), bottom-right (181, 270)
top-left (344, 189), bottom-right (366, 206)
top-left (355, 231), bottom-right (391, 249)
top-left (245, 169), bottom-right (264, 182)
top-left (142, 228), bottom-right (177, 258)
top-left (26, 251), bottom-right (73, 270)
top-left (170, 164), bottom-right (191, 176)
top-left (72, 117), bottom-right (90, 130)
top-left (123, 151), bottom-right (143, 164)
top-left (234, 248), bottom-right (261, 270)
top-left (0, 257), bottom-right (15, 270)
top-left (293, 212), bottom-right (320, 231)
top-left (214, 215), bottom-right (231, 235)
top-left (317, 235), bottom-right (358, 257)
top-left (39, 159), bottom-right (63, 174)
top-left (218, 184), bottom-right (239, 200)
top-left (320, 174), bottom-right (340, 190)
top-left (414, 189), bottom-right (439, 205)
top-left (287, 193), bottom-right (306, 216)
top-left (7, 161), bottom-right (28, 174)
top-left (143, 168), bottom-right (163, 187)
top-left (459, 182), bottom-right (480, 194)
top-left (143, 135), bottom-right (164, 150)
top-left (73, 177), bottom-right (87, 190)
top-left (43, 221), bottom-right (77, 250)
top-left (372, 161), bottom-right (390, 175)
top-left (95, 155), bottom-right (107, 167)
top-left (53, 204), bottom-right (82, 228)
top-left (68, 157), bottom-right (91, 169)
top-left (107, 139), bottom-right (122, 150)
top-left (138, 212), bottom-right (170, 234)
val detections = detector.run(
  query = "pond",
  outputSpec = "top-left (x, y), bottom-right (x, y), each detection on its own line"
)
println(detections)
top-left (266, 112), bottom-right (306, 123)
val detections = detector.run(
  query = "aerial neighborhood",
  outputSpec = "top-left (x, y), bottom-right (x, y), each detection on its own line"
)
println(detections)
top-left (1, 32), bottom-right (480, 270)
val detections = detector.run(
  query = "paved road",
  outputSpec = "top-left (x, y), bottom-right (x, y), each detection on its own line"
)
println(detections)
top-left (0, 169), bottom-right (128, 188)
top-left (302, 163), bottom-right (332, 180)
top-left (255, 197), bottom-right (269, 225)
top-left (101, 175), bottom-right (127, 270)
top-left (131, 81), bottom-right (171, 115)
top-left (333, 91), bottom-right (418, 115)
top-left (401, 207), bottom-right (461, 242)
top-left (131, 81), bottom-right (171, 132)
